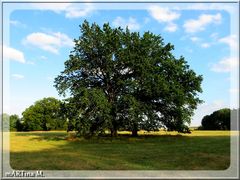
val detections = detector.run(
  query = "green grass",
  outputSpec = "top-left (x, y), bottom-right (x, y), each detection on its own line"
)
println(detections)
top-left (10, 130), bottom-right (233, 170)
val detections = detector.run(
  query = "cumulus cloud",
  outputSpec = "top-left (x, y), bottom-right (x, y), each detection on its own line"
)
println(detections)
top-left (210, 57), bottom-right (238, 73)
top-left (112, 17), bottom-right (140, 31)
top-left (189, 37), bottom-right (211, 48)
top-left (3, 45), bottom-right (26, 63)
top-left (148, 6), bottom-right (180, 23)
top-left (148, 6), bottom-right (180, 32)
top-left (183, 13), bottom-right (222, 33)
top-left (219, 35), bottom-right (237, 51)
top-left (31, 3), bottom-right (94, 18)
top-left (65, 3), bottom-right (94, 18)
top-left (31, 3), bottom-right (71, 12)
top-left (23, 32), bottom-right (74, 54)
top-left (12, 74), bottom-right (24, 80)
top-left (52, 32), bottom-right (74, 47)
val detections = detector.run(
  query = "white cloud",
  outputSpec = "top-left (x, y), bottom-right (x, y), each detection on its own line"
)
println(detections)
top-left (65, 3), bottom-right (94, 18)
top-left (201, 43), bottom-right (211, 48)
top-left (52, 32), bottom-right (74, 47)
top-left (12, 74), bottom-right (24, 80)
top-left (112, 17), bottom-right (140, 31)
top-left (23, 32), bottom-right (74, 54)
top-left (183, 13), bottom-right (222, 33)
top-left (148, 6), bottom-right (180, 23)
top-left (190, 36), bottom-right (201, 42)
top-left (3, 45), bottom-right (26, 63)
top-left (31, 3), bottom-right (94, 18)
top-left (148, 6), bottom-right (180, 32)
top-left (24, 33), bottom-right (59, 54)
top-left (211, 57), bottom-right (238, 73)
top-left (164, 23), bottom-right (178, 32)
top-left (31, 3), bottom-right (71, 13)
top-left (189, 37), bottom-right (211, 48)
top-left (219, 35), bottom-right (237, 51)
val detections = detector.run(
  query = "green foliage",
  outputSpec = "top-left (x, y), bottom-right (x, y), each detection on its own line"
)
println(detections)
top-left (22, 97), bottom-right (64, 131)
top-left (54, 20), bottom-right (203, 137)
top-left (15, 117), bottom-right (24, 131)
top-left (2, 113), bottom-right (22, 131)
top-left (201, 108), bottom-right (230, 130)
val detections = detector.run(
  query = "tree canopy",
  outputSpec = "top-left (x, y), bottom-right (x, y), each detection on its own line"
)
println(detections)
top-left (201, 108), bottom-right (230, 130)
top-left (54, 20), bottom-right (203, 137)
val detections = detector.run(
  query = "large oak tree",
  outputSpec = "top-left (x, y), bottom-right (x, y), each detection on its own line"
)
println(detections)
top-left (54, 20), bottom-right (203, 137)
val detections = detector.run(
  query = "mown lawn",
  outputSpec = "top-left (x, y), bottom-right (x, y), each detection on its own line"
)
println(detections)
top-left (10, 130), bottom-right (232, 170)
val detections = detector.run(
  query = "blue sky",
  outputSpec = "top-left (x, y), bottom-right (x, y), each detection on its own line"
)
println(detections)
top-left (3, 2), bottom-right (239, 126)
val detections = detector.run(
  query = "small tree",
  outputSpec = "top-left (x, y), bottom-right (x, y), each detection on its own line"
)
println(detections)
top-left (2, 113), bottom-right (22, 131)
top-left (201, 108), bottom-right (230, 130)
top-left (22, 97), bottom-right (64, 131)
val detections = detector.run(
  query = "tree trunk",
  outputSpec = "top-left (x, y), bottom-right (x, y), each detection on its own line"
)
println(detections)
top-left (111, 129), bottom-right (118, 137)
top-left (110, 105), bottom-right (118, 137)
top-left (131, 129), bottom-right (138, 137)
top-left (131, 122), bottom-right (138, 137)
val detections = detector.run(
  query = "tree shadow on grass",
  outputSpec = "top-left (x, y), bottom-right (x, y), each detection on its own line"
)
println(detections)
top-left (14, 131), bottom-right (67, 137)
top-left (10, 132), bottom-right (231, 170)
top-left (13, 131), bottom-right (68, 141)
top-left (13, 131), bottom-right (185, 142)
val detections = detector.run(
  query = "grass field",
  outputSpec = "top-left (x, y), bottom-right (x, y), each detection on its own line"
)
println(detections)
top-left (10, 130), bottom-right (232, 170)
